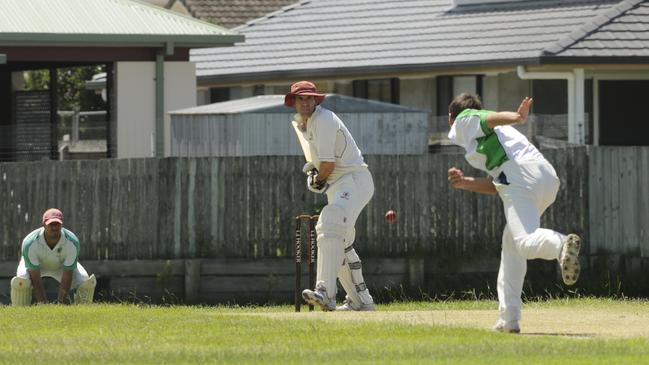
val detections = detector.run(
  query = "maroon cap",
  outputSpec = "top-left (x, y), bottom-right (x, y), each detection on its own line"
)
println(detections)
top-left (42, 208), bottom-right (63, 225)
top-left (284, 81), bottom-right (326, 107)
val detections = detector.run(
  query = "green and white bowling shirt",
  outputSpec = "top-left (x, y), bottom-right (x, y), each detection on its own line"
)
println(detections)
top-left (448, 108), bottom-right (542, 177)
top-left (21, 227), bottom-right (80, 272)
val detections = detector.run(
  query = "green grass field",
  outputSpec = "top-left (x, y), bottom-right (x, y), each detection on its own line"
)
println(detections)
top-left (1, 298), bottom-right (648, 364)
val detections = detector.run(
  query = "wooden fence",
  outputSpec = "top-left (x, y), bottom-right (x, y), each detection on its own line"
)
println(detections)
top-left (0, 149), bottom-right (589, 261)
top-left (0, 146), bottom-right (647, 303)
top-left (0, 258), bottom-right (429, 305)
top-left (589, 147), bottom-right (649, 256)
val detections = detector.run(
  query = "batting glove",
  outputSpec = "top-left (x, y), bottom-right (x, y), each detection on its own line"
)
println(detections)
top-left (307, 173), bottom-right (328, 194)
top-left (302, 161), bottom-right (317, 175)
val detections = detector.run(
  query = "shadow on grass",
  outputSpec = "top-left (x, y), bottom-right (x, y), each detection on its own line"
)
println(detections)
top-left (521, 332), bottom-right (596, 338)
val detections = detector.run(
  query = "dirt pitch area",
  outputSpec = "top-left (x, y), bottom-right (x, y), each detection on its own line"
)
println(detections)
top-left (257, 307), bottom-right (649, 338)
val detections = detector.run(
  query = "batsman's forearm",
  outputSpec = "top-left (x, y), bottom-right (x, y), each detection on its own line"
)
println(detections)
top-left (317, 161), bottom-right (335, 181)
top-left (457, 177), bottom-right (498, 195)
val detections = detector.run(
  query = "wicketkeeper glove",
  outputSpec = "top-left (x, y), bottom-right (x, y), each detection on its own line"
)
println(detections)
top-left (307, 172), bottom-right (328, 194)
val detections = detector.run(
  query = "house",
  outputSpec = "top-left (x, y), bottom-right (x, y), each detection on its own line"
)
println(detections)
top-left (140, 0), bottom-right (299, 29)
top-left (0, 0), bottom-right (243, 160)
top-left (191, 0), bottom-right (649, 146)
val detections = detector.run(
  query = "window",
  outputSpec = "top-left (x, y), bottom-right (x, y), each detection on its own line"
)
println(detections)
top-left (599, 80), bottom-right (649, 146)
top-left (210, 87), bottom-right (230, 103)
top-left (253, 84), bottom-right (265, 96)
top-left (436, 75), bottom-right (483, 116)
top-left (352, 78), bottom-right (399, 104)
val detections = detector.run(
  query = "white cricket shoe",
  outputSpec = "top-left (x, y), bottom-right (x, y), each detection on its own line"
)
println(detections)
top-left (559, 234), bottom-right (581, 286)
top-left (302, 282), bottom-right (336, 311)
top-left (336, 296), bottom-right (376, 312)
top-left (493, 319), bottom-right (520, 334)
top-left (335, 296), bottom-right (376, 311)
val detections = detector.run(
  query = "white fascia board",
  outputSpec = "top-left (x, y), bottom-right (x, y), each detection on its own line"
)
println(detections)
top-left (454, 0), bottom-right (525, 5)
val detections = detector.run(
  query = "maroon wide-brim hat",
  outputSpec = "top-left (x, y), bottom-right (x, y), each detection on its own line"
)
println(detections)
top-left (284, 81), bottom-right (326, 107)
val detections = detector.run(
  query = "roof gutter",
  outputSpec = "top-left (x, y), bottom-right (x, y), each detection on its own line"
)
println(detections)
top-left (0, 33), bottom-right (244, 45)
top-left (517, 65), bottom-right (585, 144)
top-left (196, 58), bottom-right (542, 86)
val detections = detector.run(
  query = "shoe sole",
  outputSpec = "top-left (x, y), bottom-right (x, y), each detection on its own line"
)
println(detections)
top-left (560, 234), bottom-right (581, 286)
top-left (335, 305), bottom-right (376, 312)
top-left (301, 291), bottom-right (333, 311)
top-left (493, 324), bottom-right (520, 334)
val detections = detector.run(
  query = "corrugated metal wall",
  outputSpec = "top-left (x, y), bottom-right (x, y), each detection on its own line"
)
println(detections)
top-left (0, 147), bottom-right (616, 264)
top-left (170, 112), bottom-right (428, 156)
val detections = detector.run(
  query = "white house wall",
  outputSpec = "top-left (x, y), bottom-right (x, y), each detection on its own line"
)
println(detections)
top-left (164, 62), bottom-right (196, 157)
top-left (116, 61), bottom-right (196, 159)
top-left (116, 62), bottom-right (156, 158)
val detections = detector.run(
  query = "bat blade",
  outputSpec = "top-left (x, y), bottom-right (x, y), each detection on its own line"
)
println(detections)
top-left (292, 120), bottom-right (312, 162)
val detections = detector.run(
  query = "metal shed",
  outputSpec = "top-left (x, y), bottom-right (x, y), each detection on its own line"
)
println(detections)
top-left (169, 94), bottom-right (429, 156)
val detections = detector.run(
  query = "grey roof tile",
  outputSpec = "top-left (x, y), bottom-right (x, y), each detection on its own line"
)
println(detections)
top-left (548, 0), bottom-right (649, 56)
top-left (191, 0), bottom-right (648, 82)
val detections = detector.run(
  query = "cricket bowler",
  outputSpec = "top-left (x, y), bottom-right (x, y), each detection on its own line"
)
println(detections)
top-left (446, 93), bottom-right (581, 333)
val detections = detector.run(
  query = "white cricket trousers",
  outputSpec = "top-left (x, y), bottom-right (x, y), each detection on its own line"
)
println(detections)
top-left (16, 258), bottom-right (91, 289)
top-left (317, 168), bottom-right (374, 298)
top-left (494, 159), bottom-right (566, 322)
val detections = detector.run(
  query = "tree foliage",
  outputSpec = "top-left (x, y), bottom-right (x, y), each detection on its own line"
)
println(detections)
top-left (23, 65), bottom-right (107, 111)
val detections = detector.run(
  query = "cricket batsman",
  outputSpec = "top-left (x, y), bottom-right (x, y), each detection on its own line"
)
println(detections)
top-left (446, 93), bottom-right (581, 333)
top-left (286, 81), bottom-right (376, 311)
top-left (11, 208), bottom-right (96, 305)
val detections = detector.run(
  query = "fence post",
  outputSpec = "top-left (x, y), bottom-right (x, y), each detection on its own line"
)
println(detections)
top-left (408, 257), bottom-right (425, 291)
top-left (72, 107), bottom-right (80, 142)
top-left (185, 259), bottom-right (201, 304)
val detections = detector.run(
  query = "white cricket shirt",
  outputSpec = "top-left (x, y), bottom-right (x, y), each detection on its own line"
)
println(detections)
top-left (21, 227), bottom-right (80, 272)
top-left (293, 106), bottom-right (368, 183)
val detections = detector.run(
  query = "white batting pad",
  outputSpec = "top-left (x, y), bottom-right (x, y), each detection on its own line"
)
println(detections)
top-left (339, 246), bottom-right (374, 307)
top-left (337, 262), bottom-right (360, 307)
top-left (74, 274), bottom-right (97, 304)
top-left (316, 238), bottom-right (344, 301)
top-left (314, 204), bottom-right (349, 300)
top-left (10, 276), bottom-right (32, 306)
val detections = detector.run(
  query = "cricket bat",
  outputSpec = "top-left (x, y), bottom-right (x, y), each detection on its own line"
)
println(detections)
top-left (292, 120), bottom-right (312, 162)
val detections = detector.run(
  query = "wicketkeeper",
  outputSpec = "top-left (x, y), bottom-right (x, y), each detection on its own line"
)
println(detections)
top-left (446, 93), bottom-right (581, 333)
top-left (287, 81), bottom-right (376, 311)
top-left (11, 208), bottom-right (96, 305)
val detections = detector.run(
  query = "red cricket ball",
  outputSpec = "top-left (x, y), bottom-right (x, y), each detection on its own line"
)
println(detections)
top-left (385, 210), bottom-right (397, 223)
